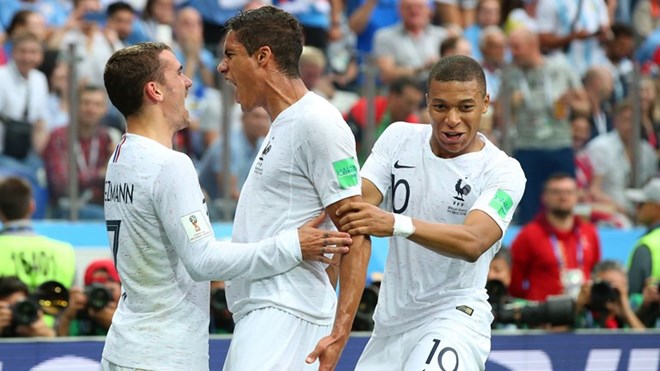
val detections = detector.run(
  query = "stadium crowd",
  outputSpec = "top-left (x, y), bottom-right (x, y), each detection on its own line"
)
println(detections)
top-left (0, 0), bottom-right (659, 339)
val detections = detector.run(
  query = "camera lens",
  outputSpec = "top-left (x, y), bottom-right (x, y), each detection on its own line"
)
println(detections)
top-left (11, 300), bottom-right (39, 326)
top-left (85, 284), bottom-right (112, 310)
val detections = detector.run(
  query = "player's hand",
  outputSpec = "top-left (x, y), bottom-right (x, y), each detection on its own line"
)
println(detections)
top-left (298, 212), bottom-right (352, 266)
top-left (336, 202), bottom-right (394, 237)
top-left (305, 333), bottom-right (346, 371)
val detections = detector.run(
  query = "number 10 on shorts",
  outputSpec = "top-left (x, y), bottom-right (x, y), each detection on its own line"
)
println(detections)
top-left (423, 338), bottom-right (459, 371)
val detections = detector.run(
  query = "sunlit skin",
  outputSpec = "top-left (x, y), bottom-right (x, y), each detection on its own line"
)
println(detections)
top-left (157, 50), bottom-right (193, 132)
top-left (426, 79), bottom-right (489, 158)
top-left (217, 30), bottom-right (268, 113)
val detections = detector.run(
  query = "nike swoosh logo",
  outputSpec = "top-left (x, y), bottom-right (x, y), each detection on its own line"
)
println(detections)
top-left (394, 160), bottom-right (415, 169)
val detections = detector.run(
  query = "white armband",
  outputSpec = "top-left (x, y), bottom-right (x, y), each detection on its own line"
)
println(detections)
top-left (392, 213), bottom-right (415, 238)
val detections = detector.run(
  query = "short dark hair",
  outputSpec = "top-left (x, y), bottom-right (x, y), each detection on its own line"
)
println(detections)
top-left (225, 6), bottom-right (303, 78)
top-left (104, 42), bottom-right (171, 118)
top-left (427, 55), bottom-right (487, 97)
top-left (542, 172), bottom-right (575, 192)
top-left (0, 276), bottom-right (29, 300)
top-left (107, 1), bottom-right (135, 17)
top-left (389, 76), bottom-right (424, 95)
top-left (0, 177), bottom-right (32, 221)
top-left (7, 10), bottom-right (35, 37)
top-left (610, 22), bottom-right (634, 39)
top-left (77, 85), bottom-right (106, 103)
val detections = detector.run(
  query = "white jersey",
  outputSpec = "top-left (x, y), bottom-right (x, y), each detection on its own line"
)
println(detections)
top-left (361, 123), bottom-right (526, 338)
top-left (228, 92), bottom-right (361, 324)
top-left (103, 134), bottom-right (302, 371)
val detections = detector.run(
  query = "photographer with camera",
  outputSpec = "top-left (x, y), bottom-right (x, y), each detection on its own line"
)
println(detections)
top-left (575, 260), bottom-right (645, 329)
top-left (0, 276), bottom-right (55, 337)
top-left (56, 259), bottom-right (120, 336)
top-left (487, 248), bottom-right (576, 330)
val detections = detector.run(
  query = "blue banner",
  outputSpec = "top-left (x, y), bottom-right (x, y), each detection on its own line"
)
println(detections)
top-left (1, 332), bottom-right (658, 370)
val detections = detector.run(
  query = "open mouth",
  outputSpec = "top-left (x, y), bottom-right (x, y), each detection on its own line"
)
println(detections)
top-left (444, 132), bottom-right (464, 140)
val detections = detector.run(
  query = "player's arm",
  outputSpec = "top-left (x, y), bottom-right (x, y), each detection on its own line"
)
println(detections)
top-left (155, 156), bottom-right (351, 282)
top-left (338, 202), bottom-right (501, 262)
top-left (307, 195), bottom-right (371, 371)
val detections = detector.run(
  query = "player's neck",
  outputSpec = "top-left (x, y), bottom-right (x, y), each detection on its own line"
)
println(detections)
top-left (125, 115), bottom-right (175, 149)
top-left (263, 76), bottom-right (308, 121)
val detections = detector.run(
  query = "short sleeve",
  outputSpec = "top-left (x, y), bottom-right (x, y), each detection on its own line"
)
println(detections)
top-left (295, 112), bottom-right (362, 208)
top-left (361, 122), bottom-right (408, 197)
top-left (469, 157), bottom-right (527, 235)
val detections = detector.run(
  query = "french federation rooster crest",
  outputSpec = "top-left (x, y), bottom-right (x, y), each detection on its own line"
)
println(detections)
top-left (453, 178), bottom-right (471, 202)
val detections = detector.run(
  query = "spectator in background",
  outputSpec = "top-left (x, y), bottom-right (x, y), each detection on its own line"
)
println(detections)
top-left (536, 0), bottom-right (610, 77)
top-left (344, 76), bottom-right (425, 162)
top-left (503, 0), bottom-right (538, 34)
top-left (575, 260), bottom-right (645, 329)
top-left (488, 247), bottom-right (512, 290)
top-left (139, 0), bottom-right (176, 44)
top-left (572, 114), bottom-right (628, 228)
top-left (373, 0), bottom-right (447, 85)
top-left (43, 85), bottom-right (116, 220)
top-left (502, 26), bottom-right (589, 224)
top-left (583, 66), bottom-right (615, 140)
top-left (172, 7), bottom-right (215, 89)
top-left (273, 0), bottom-right (344, 52)
top-left (585, 99), bottom-right (658, 220)
top-left (626, 178), bottom-right (660, 292)
top-left (0, 0), bottom-right (69, 36)
top-left (603, 23), bottom-right (635, 103)
top-left (299, 45), bottom-right (360, 114)
top-left (463, 0), bottom-right (501, 62)
top-left (56, 259), bottom-right (120, 336)
top-left (0, 276), bottom-right (56, 337)
top-left (639, 76), bottom-right (660, 163)
top-left (0, 177), bottom-right (76, 292)
top-left (439, 34), bottom-right (473, 57)
top-left (59, 0), bottom-right (124, 87)
top-left (171, 7), bottom-right (220, 157)
top-left (197, 107), bottom-right (270, 205)
top-left (510, 173), bottom-right (601, 302)
top-left (632, 0), bottom-right (660, 39)
top-left (104, 1), bottom-right (139, 48)
top-left (44, 60), bottom-right (70, 132)
top-left (433, 0), bottom-right (477, 28)
top-left (347, 0), bottom-right (400, 66)
top-left (479, 25), bottom-right (506, 102)
top-left (0, 32), bottom-right (50, 186)
top-left (626, 178), bottom-right (660, 328)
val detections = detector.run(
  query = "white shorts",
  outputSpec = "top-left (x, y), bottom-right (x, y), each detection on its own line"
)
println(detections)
top-left (355, 318), bottom-right (490, 371)
top-left (435, 0), bottom-right (478, 9)
top-left (101, 358), bottom-right (150, 371)
top-left (222, 307), bottom-right (332, 371)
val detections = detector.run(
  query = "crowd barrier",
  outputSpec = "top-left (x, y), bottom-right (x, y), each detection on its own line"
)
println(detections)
top-left (28, 221), bottom-right (647, 285)
top-left (1, 330), bottom-right (659, 370)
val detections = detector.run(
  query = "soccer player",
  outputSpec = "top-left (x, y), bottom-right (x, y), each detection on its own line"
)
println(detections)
top-left (217, 6), bottom-right (372, 371)
top-left (337, 55), bottom-right (526, 370)
top-left (101, 42), bottom-right (353, 371)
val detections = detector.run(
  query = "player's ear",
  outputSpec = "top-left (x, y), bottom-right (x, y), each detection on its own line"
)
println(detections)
top-left (256, 46), bottom-right (271, 66)
top-left (144, 81), bottom-right (163, 103)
